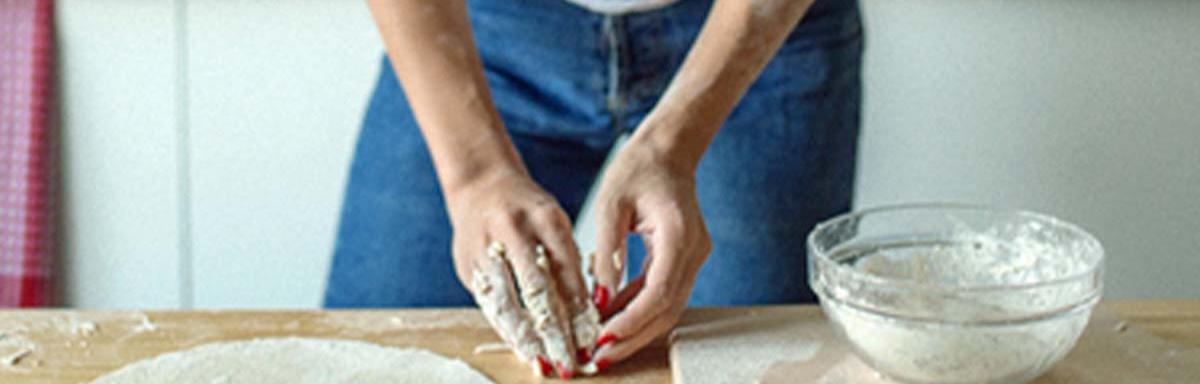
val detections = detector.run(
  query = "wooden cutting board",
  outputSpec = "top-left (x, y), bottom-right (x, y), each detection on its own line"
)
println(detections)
top-left (670, 303), bottom-right (1200, 384)
top-left (1, 300), bottom-right (1197, 383)
top-left (0, 309), bottom-right (668, 383)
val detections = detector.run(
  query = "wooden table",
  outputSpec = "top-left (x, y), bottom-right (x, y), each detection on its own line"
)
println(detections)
top-left (1, 300), bottom-right (1197, 383)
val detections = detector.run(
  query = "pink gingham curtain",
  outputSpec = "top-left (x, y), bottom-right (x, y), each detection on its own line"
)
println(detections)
top-left (0, 0), bottom-right (55, 307)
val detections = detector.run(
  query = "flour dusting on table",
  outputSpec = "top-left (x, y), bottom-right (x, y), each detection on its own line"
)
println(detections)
top-left (89, 337), bottom-right (493, 384)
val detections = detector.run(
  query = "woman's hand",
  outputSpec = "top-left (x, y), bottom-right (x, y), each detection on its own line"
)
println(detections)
top-left (579, 0), bottom-right (814, 369)
top-left (588, 138), bottom-right (713, 371)
top-left (446, 169), bottom-right (601, 379)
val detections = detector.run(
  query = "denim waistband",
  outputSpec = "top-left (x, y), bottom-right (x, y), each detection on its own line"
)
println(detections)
top-left (467, 0), bottom-right (862, 138)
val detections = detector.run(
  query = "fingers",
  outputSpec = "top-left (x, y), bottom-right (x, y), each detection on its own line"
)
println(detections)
top-left (492, 222), bottom-right (578, 378)
top-left (530, 207), bottom-right (588, 303)
top-left (570, 300), bottom-right (602, 364)
top-left (587, 281), bottom-right (687, 373)
top-left (592, 199), bottom-right (632, 314)
top-left (530, 207), bottom-right (600, 363)
top-left (589, 216), bottom-right (708, 372)
top-left (601, 275), bottom-right (645, 320)
top-left (590, 308), bottom-right (679, 370)
top-left (469, 242), bottom-right (547, 376)
top-left (532, 206), bottom-right (604, 362)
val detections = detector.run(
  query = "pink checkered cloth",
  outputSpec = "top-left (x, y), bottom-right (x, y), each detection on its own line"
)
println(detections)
top-left (0, 0), bottom-right (55, 307)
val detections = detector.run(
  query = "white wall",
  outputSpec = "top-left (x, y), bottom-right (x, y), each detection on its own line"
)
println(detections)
top-left (185, 1), bottom-right (379, 308)
top-left (58, 0), bottom-right (183, 308)
top-left (855, 0), bottom-right (1200, 299)
top-left (58, 0), bottom-right (1199, 308)
top-left (57, 0), bottom-right (380, 308)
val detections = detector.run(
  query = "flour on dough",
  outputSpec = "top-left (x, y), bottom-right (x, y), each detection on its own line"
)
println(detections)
top-left (90, 337), bottom-right (493, 384)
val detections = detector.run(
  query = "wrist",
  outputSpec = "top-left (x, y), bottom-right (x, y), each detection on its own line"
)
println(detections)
top-left (627, 112), bottom-right (720, 174)
top-left (438, 150), bottom-right (528, 199)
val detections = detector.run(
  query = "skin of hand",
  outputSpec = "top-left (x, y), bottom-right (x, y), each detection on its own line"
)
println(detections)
top-left (587, 0), bottom-right (817, 372)
top-left (365, 0), bottom-right (597, 378)
top-left (446, 170), bottom-right (595, 379)
top-left (588, 137), bottom-right (713, 369)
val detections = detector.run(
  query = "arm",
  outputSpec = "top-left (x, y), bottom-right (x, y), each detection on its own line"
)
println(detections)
top-left (589, 0), bottom-right (815, 368)
top-left (366, 1), bottom-right (595, 378)
top-left (635, 0), bottom-right (813, 170)
top-left (366, 0), bottom-right (521, 189)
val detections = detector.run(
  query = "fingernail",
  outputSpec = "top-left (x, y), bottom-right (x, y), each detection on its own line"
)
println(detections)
top-left (576, 347), bottom-right (591, 363)
top-left (612, 250), bottom-right (623, 270)
top-left (595, 358), bottom-right (611, 374)
top-left (556, 362), bottom-right (575, 380)
top-left (593, 284), bottom-right (610, 311)
top-left (536, 355), bottom-right (552, 377)
top-left (595, 332), bottom-right (618, 349)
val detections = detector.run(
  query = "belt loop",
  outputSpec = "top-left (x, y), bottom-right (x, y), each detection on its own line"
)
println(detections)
top-left (602, 15), bottom-right (624, 133)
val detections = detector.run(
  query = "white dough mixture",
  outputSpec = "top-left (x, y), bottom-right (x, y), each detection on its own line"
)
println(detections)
top-left (90, 337), bottom-right (493, 384)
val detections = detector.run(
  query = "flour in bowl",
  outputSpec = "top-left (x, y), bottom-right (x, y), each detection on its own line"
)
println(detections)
top-left (817, 219), bottom-right (1102, 383)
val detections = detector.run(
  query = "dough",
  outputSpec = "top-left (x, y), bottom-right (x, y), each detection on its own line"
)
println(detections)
top-left (90, 337), bottom-right (493, 384)
top-left (670, 312), bottom-right (826, 384)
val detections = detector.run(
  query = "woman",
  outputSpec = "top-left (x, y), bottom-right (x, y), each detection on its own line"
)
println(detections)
top-left (326, 0), bottom-right (861, 378)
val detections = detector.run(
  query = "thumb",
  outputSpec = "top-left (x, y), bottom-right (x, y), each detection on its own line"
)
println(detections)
top-left (591, 199), bottom-right (631, 314)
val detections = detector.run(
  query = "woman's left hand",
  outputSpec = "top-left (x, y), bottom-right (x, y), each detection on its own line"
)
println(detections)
top-left (586, 136), bottom-right (713, 371)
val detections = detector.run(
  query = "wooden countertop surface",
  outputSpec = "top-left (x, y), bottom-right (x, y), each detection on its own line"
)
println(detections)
top-left (1, 299), bottom-right (1197, 383)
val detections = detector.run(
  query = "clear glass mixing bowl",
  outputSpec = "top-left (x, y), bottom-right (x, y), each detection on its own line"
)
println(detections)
top-left (808, 204), bottom-right (1104, 384)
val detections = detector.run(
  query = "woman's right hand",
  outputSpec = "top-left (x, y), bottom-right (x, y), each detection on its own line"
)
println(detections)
top-left (365, 0), bottom-right (599, 378)
top-left (446, 169), bottom-right (600, 379)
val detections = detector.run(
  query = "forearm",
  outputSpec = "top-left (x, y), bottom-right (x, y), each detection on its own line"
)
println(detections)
top-left (367, 0), bottom-right (525, 194)
top-left (631, 0), bottom-right (814, 171)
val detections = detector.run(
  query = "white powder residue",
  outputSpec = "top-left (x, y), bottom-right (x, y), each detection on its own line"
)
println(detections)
top-left (671, 312), bottom-right (824, 384)
top-left (89, 337), bottom-right (493, 384)
top-left (317, 312), bottom-right (485, 335)
top-left (471, 342), bottom-right (509, 355)
top-left (0, 329), bottom-right (36, 369)
top-left (819, 220), bottom-right (1101, 383)
top-left (132, 314), bottom-right (158, 333)
top-left (73, 320), bottom-right (99, 337)
top-left (1, 346), bottom-right (32, 366)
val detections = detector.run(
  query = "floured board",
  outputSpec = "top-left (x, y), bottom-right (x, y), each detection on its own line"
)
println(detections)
top-left (670, 306), bottom-right (1200, 384)
top-left (0, 301), bottom-right (1196, 383)
top-left (0, 310), bottom-right (667, 384)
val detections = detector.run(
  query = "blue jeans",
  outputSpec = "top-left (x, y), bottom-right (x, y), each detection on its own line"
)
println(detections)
top-left (325, 0), bottom-right (862, 308)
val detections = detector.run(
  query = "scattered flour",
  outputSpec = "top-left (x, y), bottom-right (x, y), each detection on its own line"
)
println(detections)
top-left (89, 337), bottom-right (493, 384)
top-left (132, 314), bottom-right (157, 333)
top-left (73, 320), bottom-right (99, 337)
top-left (670, 312), bottom-right (825, 384)
top-left (471, 342), bottom-right (509, 355)
top-left (318, 312), bottom-right (483, 335)
top-left (1, 346), bottom-right (32, 366)
top-left (0, 329), bottom-right (36, 369)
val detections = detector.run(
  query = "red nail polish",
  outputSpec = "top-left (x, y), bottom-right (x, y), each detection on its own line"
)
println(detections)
top-left (595, 332), bottom-right (618, 349)
top-left (556, 362), bottom-right (575, 380)
top-left (536, 355), bottom-right (552, 377)
top-left (576, 347), bottom-right (591, 363)
top-left (593, 284), bottom-right (610, 311)
top-left (595, 358), bottom-right (611, 373)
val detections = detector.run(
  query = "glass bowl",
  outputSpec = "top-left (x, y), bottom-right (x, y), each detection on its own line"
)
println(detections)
top-left (808, 203), bottom-right (1104, 384)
